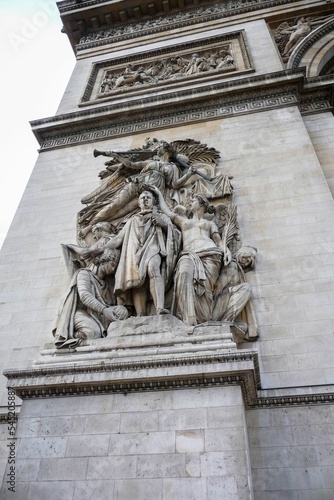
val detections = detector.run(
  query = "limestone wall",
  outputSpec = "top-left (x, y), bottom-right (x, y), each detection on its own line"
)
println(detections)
top-left (304, 112), bottom-right (334, 197)
top-left (247, 405), bottom-right (334, 498)
top-left (2, 387), bottom-right (334, 499)
top-left (0, 387), bottom-right (252, 499)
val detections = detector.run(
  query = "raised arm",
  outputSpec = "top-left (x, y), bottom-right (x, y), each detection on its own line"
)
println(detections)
top-left (210, 222), bottom-right (232, 266)
top-left (82, 229), bottom-right (125, 260)
top-left (105, 230), bottom-right (125, 250)
top-left (171, 166), bottom-right (196, 189)
top-left (110, 153), bottom-right (149, 171)
top-left (145, 185), bottom-right (173, 217)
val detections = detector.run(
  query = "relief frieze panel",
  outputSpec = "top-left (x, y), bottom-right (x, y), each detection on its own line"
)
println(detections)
top-left (52, 138), bottom-right (259, 350)
top-left (81, 32), bottom-right (252, 104)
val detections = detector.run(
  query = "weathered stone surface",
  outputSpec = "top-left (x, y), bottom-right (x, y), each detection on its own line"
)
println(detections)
top-left (37, 457), bottom-right (88, 480)
top-left (107, 314), bottom-right (189, 337)
top-left (176, 430), bottom-right (204, 453)
top-left (87, 456), bottom-right (137, 480)
top-left (17, 437), bottom-right (68, 459)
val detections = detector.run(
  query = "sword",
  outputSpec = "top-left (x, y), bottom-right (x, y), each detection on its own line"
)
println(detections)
top-left (152, 206), bottom-right (167, 257)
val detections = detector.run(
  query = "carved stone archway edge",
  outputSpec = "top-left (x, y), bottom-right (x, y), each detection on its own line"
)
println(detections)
top-left (287, 18), bottom-right (334, 76)
top-left (3, 352), bottom-right (334, 409)
top-left (306, 35), bottom-right (334, 78)
top-left (30, 68), bottom-right (334, 152)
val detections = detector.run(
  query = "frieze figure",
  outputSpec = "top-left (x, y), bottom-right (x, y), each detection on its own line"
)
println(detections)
top-left (83, 189), bottom-right (180, 317)
top-left (97, 48), bottom-right (235, 96)
top-left (100, 74), bottom-right (115, 93)
top-left (275, 14), bottom-right (334, 61)
top-left (212, 246), bottom-right (259, 342)
top-left (147, 185), bottom-right (231, 326)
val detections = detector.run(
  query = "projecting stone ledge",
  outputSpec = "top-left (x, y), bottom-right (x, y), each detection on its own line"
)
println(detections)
top-left (3, 318), bottom-right (260, 406)
top-left (37, 317), bottom-right (239, 367)
top-left (107, 313), bottom-right (191, 336)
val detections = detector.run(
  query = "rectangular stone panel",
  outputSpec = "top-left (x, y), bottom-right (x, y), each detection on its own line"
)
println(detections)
top-left (81, 31), bottom-right (252, 105)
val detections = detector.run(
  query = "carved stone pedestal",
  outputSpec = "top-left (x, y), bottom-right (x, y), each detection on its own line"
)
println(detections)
top-left (36, 317), bottom-right (240, 368)
top-left (4, 320), bottom-right (259, 499)
top-left (8, 321), bottom-right (259, 399)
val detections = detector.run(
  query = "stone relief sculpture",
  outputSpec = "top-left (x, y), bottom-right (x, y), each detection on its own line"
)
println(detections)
top-left (275, 14), bottom-right (334, 61)
top-left (81, 33), bottom-right (251, 105)
top-left (97, 47), bottom-right (235, 96)
top-left (77, 0), bottom-right (262, 47)
top-left (52, 222), bottom-right (129, 348)
top-left (54, 138), bottom-right (259, 348)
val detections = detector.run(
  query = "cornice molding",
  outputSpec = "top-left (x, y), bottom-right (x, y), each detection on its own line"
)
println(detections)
top-left (4, 351), bottom-right (260, 407)
top-left (30, 69), bottom-right (333, 151)
top-left (254, 392), bottom-right (334, 408)
top-left (58, 0), bottom-right (112, 11)
top-left (4, 351), bottom-right (334, 409)
top-left (75, 0), bottom-right (298, 52)
top-left (0, 411), bottom-right (20, 424)
top-left (34, 92), bottom-right (299, 151)
top-left (56, 0), bottom-right (317, 52)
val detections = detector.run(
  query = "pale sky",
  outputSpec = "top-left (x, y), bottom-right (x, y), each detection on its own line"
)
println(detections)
top-left (0, 0), bottom-right (75, 247)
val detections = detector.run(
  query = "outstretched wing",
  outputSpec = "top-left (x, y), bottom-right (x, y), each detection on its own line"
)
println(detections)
top-left (170, 139), bottom-right (221, 166)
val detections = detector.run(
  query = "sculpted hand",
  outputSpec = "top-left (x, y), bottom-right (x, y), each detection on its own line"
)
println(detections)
top-left (103, 307), bottom-right (118, 322)
top-left (224, 248), bottom-right (232, 266)
top-left (82, 247), bottom-right (102, 260)
top-left (152, 214), bottom-right (167, 228)
top-left (143, 183), bottom-right (158, 194)
top-left (103, 305), bottom-right (128, 322)
top-left (110, 152), bottom-right (122, 163)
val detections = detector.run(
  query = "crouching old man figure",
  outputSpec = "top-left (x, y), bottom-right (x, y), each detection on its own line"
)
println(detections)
top-left (53, 268), bottom-right (129, 349)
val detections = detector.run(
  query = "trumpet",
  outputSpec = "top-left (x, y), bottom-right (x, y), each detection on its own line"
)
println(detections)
top-left (92, 149), bottom-right (213, 181)
top-left (93, 149), bottom-right (155, 158)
